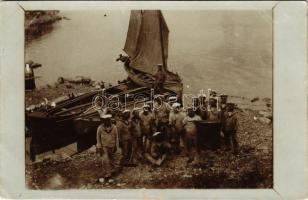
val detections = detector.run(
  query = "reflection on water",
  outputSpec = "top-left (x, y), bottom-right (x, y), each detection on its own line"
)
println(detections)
top-left (25, 10), bottom-right (272, 98)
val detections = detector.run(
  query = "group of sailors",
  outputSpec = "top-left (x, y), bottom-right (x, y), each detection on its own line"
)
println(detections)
top-left (96, 93), bottom-right (239, 180)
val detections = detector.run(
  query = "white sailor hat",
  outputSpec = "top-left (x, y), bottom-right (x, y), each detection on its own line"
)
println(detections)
top-left (122, 109), bottom-right (130, 114)
top-left (198, 94), bottom-right (207, 98)
top-left (154, 94), bottom-right (164, 98)
top-left (143, 104), bottom-right (150, 108)
top-left (168, 96), bottom-right (177, 101)
top-left (157, 64), bottom-right (163, 67)
top-left (153, 132), bottom-right (162, 137)
top-left (132, 107), bottom-right (140, 112)
top-left (100, 114), bottom-right (112, 119)
top-left (186, 106), bottom-right (194, 111)
top-left (172, 102), bottom-right (181, 108)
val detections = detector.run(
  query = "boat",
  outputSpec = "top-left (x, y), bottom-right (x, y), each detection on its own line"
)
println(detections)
top-left (26, 10), bottom-right (183, 161)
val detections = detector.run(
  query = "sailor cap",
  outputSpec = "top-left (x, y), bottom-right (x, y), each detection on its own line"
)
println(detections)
top-left (122, 109), bottom-right (130, 113)
top-left (168, 96), bottom-right (177, 101)
top-left (172, 102), bottom-right (181, 108)
top-left (143, 104), bottom-right (150, 108)
top-left (157, 64), bottom-right (163, 67)
top-left (153, 132), bottom-right (162, 137)
top-left (132, 107), bottom-right (140, 112)
top-left (154, 94), bottom-right (164, 98)
top-left (100, 114), bottom-right (112, 119)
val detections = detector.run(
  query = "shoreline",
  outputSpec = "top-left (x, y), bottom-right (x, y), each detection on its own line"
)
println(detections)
top-left (25, 11), bottom-right (63, 45)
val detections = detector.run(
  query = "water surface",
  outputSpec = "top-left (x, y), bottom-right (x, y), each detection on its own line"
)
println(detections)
top-left (26, 10), bottom-right (272, 98)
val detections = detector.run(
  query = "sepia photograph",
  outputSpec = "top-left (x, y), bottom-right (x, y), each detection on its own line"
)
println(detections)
top-left (24, 9), bottom-right (274, 189)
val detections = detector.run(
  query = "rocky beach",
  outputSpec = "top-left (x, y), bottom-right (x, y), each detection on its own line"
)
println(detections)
top-left (25, 82), bottom-right (272, 189)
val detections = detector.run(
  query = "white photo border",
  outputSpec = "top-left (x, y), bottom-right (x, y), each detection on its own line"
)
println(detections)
top-left (0, 1), bottom-right (307, 199)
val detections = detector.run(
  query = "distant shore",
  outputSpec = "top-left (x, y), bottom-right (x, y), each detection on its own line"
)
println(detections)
top-left (25, 11), bottom-right (63, 44)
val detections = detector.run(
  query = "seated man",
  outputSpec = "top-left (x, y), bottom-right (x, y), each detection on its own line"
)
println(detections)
top-left (145, 132), bottom-right (171, 166)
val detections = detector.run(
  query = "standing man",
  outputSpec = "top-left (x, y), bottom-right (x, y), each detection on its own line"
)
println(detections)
top-left (182, 107), bottom-right (202, 165)
top-left (220, 94), bottom-right (228, 119)
top-left (153, 96), bottom-right (169, 134)
top-left (198, 94), bottom-right (208, 120)
top-left (207, 98), bottom-right (221, 122)
top-left (96, 114), bottom-right (121, 180)
top-left (222, 103), bottom-right (239, 154)
top-left (130, 108), bottom-right (143, 164)
top-left (168, 102), bottom-right (185, 154)
top-left (139, 104), bottom-right (155, 153)
top-left (154, 64), bottom-right (166, 94)
top-left (117, 110), bottom-right (132, 166)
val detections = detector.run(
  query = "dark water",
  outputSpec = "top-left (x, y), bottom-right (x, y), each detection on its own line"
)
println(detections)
top-left (25, 10), bottom-right (272, 98)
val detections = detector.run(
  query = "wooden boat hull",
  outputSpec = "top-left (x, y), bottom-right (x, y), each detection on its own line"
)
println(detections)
top-left (25, 76), bottom-right (36, 90)
top-left (26, 83), bottom-right (176, 160)
top-left (124, 65), bottom-right (183, 96)
top-left (26, 112), bottom-right (76, 160)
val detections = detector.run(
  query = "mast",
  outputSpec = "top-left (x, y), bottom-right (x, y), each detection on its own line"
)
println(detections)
top-left (158, 11), bottom-right (167, 71)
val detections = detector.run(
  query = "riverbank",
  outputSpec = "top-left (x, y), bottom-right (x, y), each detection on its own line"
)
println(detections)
top-left (25, 82), bottom-right (273, 189)
top-left (25, 11), bottom-right (63, 44)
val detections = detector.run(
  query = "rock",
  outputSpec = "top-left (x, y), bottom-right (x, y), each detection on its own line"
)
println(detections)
top-left (259, 117), bottom-right (271, 124)
top-left (66, 84), bottom-right (73, 89)
top-left (99, 178), bottom-right (105, 183)
top-left (108, 179), bottom-right (114, 183)
top-left (258, 111), bottom-right (272, 119)
top-left (79, 185), bottom-right (87, 189)
top-left (251, 97), bottom-right (259, 103)
top-left (262, 97), bottom-right (271, 103)
top-left (45, 174), bottom-right (65, 189)
top-left (88, 145), bottom-right (97, 153)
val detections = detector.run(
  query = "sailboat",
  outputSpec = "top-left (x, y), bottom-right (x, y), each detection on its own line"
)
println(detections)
top-left (119, 10), bottom-right (183, 96)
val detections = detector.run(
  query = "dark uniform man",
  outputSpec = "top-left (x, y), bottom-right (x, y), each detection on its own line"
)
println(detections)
top-left (222, 103), bottom-right (239, 153)
top-left (130, 108), bottom-right (143, 164)
top-left (198, 94), bottom-right (208, 120)
top-left (220, 94), bottom-right (228, 123)
top-left (154, 64), bottom-right (166, 94)
top-left (116, 110), bottom-right (132, 166)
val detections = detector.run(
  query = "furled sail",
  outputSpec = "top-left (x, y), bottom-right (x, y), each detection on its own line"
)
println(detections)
top-left (124, 10), bottom-right (169, 75)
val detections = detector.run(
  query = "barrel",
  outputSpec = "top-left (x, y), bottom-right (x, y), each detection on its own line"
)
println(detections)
top-left (195, 120), bottom-right (222, 150)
